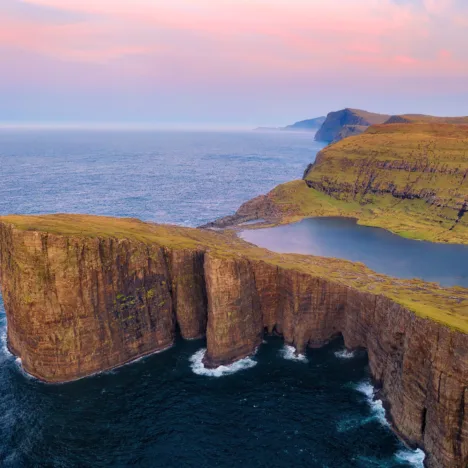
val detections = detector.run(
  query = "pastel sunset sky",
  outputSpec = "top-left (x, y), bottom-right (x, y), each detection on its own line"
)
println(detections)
top-left (1, 0), bottom-right (468, 127)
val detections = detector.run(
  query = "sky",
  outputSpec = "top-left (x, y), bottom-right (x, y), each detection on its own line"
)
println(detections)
top-left (1, 0), bottom-right (468, 128)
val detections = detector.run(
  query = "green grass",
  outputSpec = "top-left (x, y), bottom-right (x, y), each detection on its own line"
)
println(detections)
top-left (1, 214), bottom-right (468, 333)
top-left (299, 123), bottom-right (468, 244)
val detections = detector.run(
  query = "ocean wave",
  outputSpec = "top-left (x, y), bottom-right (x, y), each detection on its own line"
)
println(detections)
top-left (189, 348), bottom-right (257, 377)
top-left (334, 349), bottom-right (356, 359)
top-left (355, 381), bottom-right (389, 426)
top-left (280, 345), bottom-right (308, 363)
top-left (395, 448), bottom-right (425, 467)
top-left (13, 357), bottom-right (35, 380)
top-left (0, 327), bottom-right (13, 361)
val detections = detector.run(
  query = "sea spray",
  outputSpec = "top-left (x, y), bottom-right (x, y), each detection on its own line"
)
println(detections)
top-left (190, 349), bottom-right (257, 377)
top-left (338, 380), bottom-right (391, 433)
top-left (334, 349), bottom-right (356, 359)
top-left (355, 380), bottom-right (389, 426)
top-left (0, 327), bottom-right (13, 361)
top-left (395, 448), bottom-right (425, 467)
top-left (280, 345), bottom-right (308, 363)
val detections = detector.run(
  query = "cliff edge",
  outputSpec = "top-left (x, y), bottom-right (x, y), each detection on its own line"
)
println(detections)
top-left (314, 108), bottom-right (468, 144)
top-left (315, 108), bottom-right (390, 143)
top-left (0, 214), bottom-right (468, 467)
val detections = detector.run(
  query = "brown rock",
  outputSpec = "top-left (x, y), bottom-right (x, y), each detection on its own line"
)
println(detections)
top-left (1, 215), bottom-right (468, 467)
top-left (203, 254), bottom-right (263, 367)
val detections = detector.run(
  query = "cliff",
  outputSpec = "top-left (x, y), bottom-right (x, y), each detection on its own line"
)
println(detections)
top-left (213, 123), bottom-right (468, 244)
top-left (315, 108), bottom-right (390, 143)
top-left (1, 214), bottom-right (468, 467)
top-left (305, 123), bottom-right (468, 242)
top-left (314, 109), bottom-right (468, 144)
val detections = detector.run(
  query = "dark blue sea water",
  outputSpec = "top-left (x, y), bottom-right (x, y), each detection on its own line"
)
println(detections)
top-left (241, 217), bottom-right (468, 288)
top-left (0, 130), bottom-right (424, 467)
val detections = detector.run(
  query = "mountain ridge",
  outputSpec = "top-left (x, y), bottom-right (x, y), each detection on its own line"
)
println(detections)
top-left (315, 108), bottom-right (468, 143)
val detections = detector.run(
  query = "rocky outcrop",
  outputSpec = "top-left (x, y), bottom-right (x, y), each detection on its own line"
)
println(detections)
top-left (315, 108), bottom-right (390, 143)
top-left (200, 193), bottom-right (281, 228)
top-left (0, 215), bottom-right (468, 467)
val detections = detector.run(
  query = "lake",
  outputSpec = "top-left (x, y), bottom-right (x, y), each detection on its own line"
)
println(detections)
top-left (241, 217), bottom-right (468, 288)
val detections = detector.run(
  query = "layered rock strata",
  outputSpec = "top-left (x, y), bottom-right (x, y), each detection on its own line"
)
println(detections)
top-left (0, 215), bottom-right (467, 467)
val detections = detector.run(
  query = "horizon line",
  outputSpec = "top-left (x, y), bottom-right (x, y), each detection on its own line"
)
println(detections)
top-left (0, 122), bottom-right (265, 132)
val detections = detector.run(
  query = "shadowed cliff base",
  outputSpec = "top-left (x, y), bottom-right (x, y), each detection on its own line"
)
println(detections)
top-left (0, 214), bottom-right (467, 467)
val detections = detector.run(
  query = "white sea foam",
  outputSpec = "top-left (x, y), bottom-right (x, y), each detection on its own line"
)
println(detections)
top-left (189, 348), bottom-right (257, 377)
top-left (280, 345), bottom-right (308, 363)
top-left (0, 327), bottom-right (12, 359)
top-left (395, 448), bottom-right (425, 467)
top-left (13, 356), bottom-right (35, 380)
top-left (355, 381), bottom-right (389, 426)
top-left (334, 349), bottom-right (356, 359)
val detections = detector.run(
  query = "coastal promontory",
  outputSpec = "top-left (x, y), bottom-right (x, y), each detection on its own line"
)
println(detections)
top-left (314, 108), bottom-right (391, 143)
top-left (0, 214), bottom-right (468, 467)
top-left (214, 122), bottom-right (468, 244)
top-left (314, 108), bottom-right (468, 144)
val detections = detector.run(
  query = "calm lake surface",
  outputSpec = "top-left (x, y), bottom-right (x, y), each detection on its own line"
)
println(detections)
top-left (240, 217), bottom-right (468, 288)
top-left (0, 130), bottom-right (423, 467)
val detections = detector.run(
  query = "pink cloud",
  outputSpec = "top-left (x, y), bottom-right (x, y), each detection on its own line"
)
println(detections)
top-left (1, 0), bottom-right (467, 91)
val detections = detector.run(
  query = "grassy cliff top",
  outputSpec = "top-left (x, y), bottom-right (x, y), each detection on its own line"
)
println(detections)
top-left (1, 214), bottom-right (468, 333)
top-left (301, 123), bottom-right (468, 243)
top-left (344, 108), bottom-right (391, 123)
top-left (0, 214), bottom-right (234, 250)
top-left (385, 114), bottom-right (468, 125)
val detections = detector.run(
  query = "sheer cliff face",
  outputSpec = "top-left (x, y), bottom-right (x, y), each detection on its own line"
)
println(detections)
top-left (0, 225), bottom-right (187, 381)
top-left (315, 108), bottom-right (390, 143)
top-left (1, 219), bottom-right (468, 467)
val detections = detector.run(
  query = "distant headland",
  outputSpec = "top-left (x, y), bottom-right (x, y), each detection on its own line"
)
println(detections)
top-left (254, 116), bottom-right (325, 132)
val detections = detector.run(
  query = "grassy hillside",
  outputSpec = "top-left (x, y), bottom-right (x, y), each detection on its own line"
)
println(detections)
top-left (305, 123), bottom-right (468, 242)
top-left (386, 114), bottom-right (468, 125)
top-left (308, 123), bottom-right (468, 200)
top-left (1, 214), bottom-right (468, 332)
top-left (220, 123), bottom-right (468, 244)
